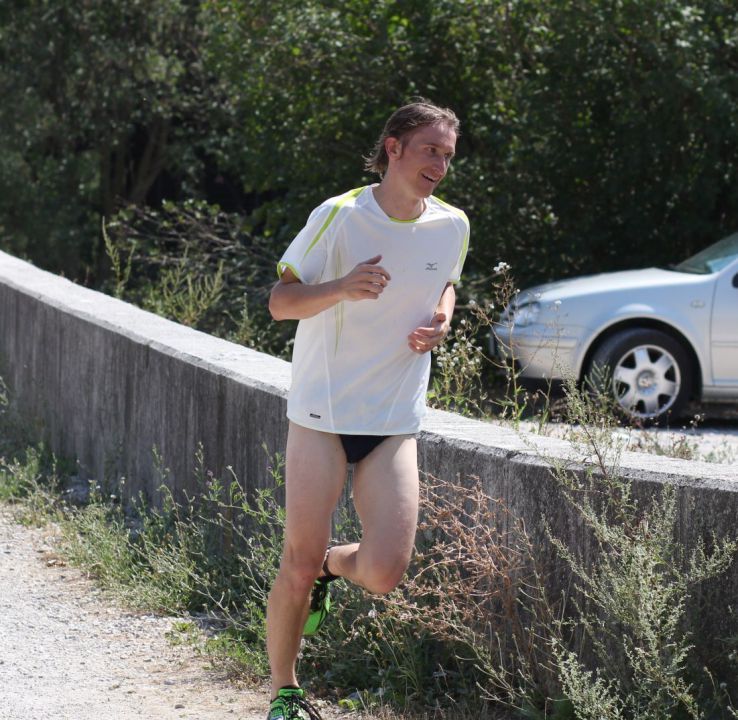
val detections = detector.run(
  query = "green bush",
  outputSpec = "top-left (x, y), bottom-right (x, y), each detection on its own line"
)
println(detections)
top-left (0, 0), bottom-right (225, 278)
top-left (3, 1), bottom-right (738, 289)
top-left (103, 200), bottom-right (294, 358)
top-left (60, 446), bottom-right (286, 641)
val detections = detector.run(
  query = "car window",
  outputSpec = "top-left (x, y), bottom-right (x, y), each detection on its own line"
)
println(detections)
top-left (674, 232), bottom-right (738, 274)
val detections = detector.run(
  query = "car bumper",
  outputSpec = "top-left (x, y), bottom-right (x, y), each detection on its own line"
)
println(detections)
top-left (492, 324), bottom-right (583, 380)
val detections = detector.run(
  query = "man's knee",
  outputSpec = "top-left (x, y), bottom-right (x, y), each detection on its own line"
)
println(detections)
top-left (362, 557), bottom-right (410, 595)
top-left (278, 547), bottom-right (324, 595)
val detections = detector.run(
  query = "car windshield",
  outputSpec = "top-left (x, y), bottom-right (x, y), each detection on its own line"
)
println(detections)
top-left (674, 232), bottom-right (738, 274)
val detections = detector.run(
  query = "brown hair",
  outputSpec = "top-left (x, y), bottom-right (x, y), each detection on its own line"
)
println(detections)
top-left (364, 99), bottom-right (460, 176)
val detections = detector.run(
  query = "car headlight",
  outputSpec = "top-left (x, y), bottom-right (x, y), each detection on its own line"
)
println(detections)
top-left (511, 301), bottom-right (540, 327)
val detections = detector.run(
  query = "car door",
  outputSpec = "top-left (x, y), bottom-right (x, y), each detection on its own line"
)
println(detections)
top-left (710, 257), bottom-right (738, 386)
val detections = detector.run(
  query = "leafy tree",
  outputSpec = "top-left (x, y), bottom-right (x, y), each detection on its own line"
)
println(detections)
top-left (203, 0), bottom-right (738, 285)
top-left (513, 0), bottom-right (738, 279)
top-left (0, 0), bottom-right (222, 278)
top-left (2, 0), bottom-right (738, 291)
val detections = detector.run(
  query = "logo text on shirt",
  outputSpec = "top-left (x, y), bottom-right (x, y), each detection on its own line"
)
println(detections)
top-left (425, 262), bottom-right (438, 271)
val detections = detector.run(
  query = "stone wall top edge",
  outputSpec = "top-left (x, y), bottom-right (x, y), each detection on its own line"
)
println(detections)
top-left (2, 250), bottom-right (734, 489)
top-left (0, 250), bottom-right (292, 393)
top-left (421, 409), bottom-right (738, 488)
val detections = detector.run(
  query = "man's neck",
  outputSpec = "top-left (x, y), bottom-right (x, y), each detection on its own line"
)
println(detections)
top-left (372, 182), bottom-right (426, 221)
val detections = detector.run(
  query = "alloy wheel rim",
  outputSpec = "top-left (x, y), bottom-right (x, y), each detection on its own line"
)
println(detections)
top-left (611, 344), bottom-right (682, 419)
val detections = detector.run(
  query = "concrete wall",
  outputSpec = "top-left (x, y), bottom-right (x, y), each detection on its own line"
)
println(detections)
top-left (0, 250), bottom-right (291, 500)
top-left (1, 249), bottom-right (737, 661)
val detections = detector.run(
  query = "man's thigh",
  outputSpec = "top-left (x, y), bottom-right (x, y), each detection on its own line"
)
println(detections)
top-left (352, 435), bottom-right (419, 561)
top-left (282, 422), bottom-right (348, 563)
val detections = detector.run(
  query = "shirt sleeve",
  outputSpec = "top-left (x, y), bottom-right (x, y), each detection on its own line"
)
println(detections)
top-left (276, 202), bottom-right (334, 284)
top-left (448, 213), bottom-right (470, 284)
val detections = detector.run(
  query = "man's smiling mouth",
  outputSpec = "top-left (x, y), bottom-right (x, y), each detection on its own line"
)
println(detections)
top-left (421, 173), bottom-right (439, 183)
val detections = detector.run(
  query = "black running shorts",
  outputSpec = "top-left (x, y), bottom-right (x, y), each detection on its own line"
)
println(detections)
top-left (339, 434), bottom-right (389, 464)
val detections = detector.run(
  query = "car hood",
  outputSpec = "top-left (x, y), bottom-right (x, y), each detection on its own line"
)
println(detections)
top-left (517, 267), bottom-right (704, 304)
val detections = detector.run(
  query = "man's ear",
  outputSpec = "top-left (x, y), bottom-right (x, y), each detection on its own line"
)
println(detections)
top-left (385, 136), bottom-right (403, 161)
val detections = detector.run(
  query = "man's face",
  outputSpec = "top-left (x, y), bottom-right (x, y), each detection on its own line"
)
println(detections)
top-left (385, 123), bottom-right (457, 199)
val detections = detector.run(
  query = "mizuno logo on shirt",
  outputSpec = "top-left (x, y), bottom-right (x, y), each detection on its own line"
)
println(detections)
top-left (425, 262), bottom-right (438, 271)
top-left (309, 413), bottom-right (321, 419)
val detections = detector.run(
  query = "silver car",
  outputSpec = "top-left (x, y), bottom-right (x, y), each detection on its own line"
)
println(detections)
top-left (494, 233), bottom-right (738, 422)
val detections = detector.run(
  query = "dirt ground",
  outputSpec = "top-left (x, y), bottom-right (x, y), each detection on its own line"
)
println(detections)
top-left (0, 510), bottom-right (351, 720)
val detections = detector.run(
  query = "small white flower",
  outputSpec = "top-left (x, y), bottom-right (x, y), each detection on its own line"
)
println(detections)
top-left (468, 298), bottom-right (476, 307)
top-left (368, 608), bottom-right (378, 619)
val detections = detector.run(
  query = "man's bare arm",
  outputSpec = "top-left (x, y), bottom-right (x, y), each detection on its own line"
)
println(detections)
top-left (407, 282), bottom-right (456, 354)
top-left (269, 255), bottom-right (391, 321)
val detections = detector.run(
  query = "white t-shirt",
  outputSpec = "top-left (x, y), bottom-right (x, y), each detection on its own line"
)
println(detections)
top-left (277, 185), bottom-right (469, 435)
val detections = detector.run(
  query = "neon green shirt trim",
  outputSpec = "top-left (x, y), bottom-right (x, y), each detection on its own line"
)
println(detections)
top-left (388, 215), bottom-right (419, 223)
top-left (433, 196), bottom-right (469, 283)
top-left (301, 186), bottom-right (365, 262)
top-left (276, 186), bottom-right (366, 278)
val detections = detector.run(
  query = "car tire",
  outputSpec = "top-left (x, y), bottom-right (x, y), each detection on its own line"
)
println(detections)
top-left (586, 328), bottom-right (693, 425)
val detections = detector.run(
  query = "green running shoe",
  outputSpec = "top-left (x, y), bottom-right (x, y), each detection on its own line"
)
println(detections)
top-left (303, 549), bottom-right (339, 637)
top-left (303, 577), bottom-right (332, 636)
top-left (267, 687), bottom-right (323, 720)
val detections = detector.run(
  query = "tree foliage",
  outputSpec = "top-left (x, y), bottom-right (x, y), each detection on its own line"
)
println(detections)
top-left (0, 0), bottom-right (220, 276)
top-left (1, 0), bottom-right (738, 287)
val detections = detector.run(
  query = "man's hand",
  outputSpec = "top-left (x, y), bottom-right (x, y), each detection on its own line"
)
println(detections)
top-left (407, 312), bottom-right (450, 354)
top-left (269, 256), bottom-right (390, 320)
top-left (338, 255), bottom-right (391, 301)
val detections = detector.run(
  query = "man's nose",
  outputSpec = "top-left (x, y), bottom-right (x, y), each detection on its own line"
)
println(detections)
top-left (434, 156), bottom-right (449, 175)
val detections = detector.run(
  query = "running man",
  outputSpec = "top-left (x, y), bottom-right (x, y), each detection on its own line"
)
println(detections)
top-left (266, 100), bottom-right (469, 720)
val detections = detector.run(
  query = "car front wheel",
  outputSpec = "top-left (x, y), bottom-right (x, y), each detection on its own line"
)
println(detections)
top-left (587, 328), bottom-right (693, 424)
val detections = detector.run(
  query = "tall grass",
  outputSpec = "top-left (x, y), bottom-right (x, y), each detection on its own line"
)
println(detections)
top-left (56, 446), bottom-right (286, 674)
top-left (1, 370), bottom-right (737, 716)
top-left (545, 380), bottom-right (738, 718)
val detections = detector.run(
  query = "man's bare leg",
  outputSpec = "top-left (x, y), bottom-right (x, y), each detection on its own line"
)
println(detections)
top-left (325, 436), bottom-right (419, 594)
top-left (266, 423), bottom-right (347, 696)
top-left (267, 431), bottom-right (418, 697)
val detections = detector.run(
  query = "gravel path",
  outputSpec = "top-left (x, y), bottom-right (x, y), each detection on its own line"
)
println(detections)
top-left (0, 510), bottom-right (343, 720)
